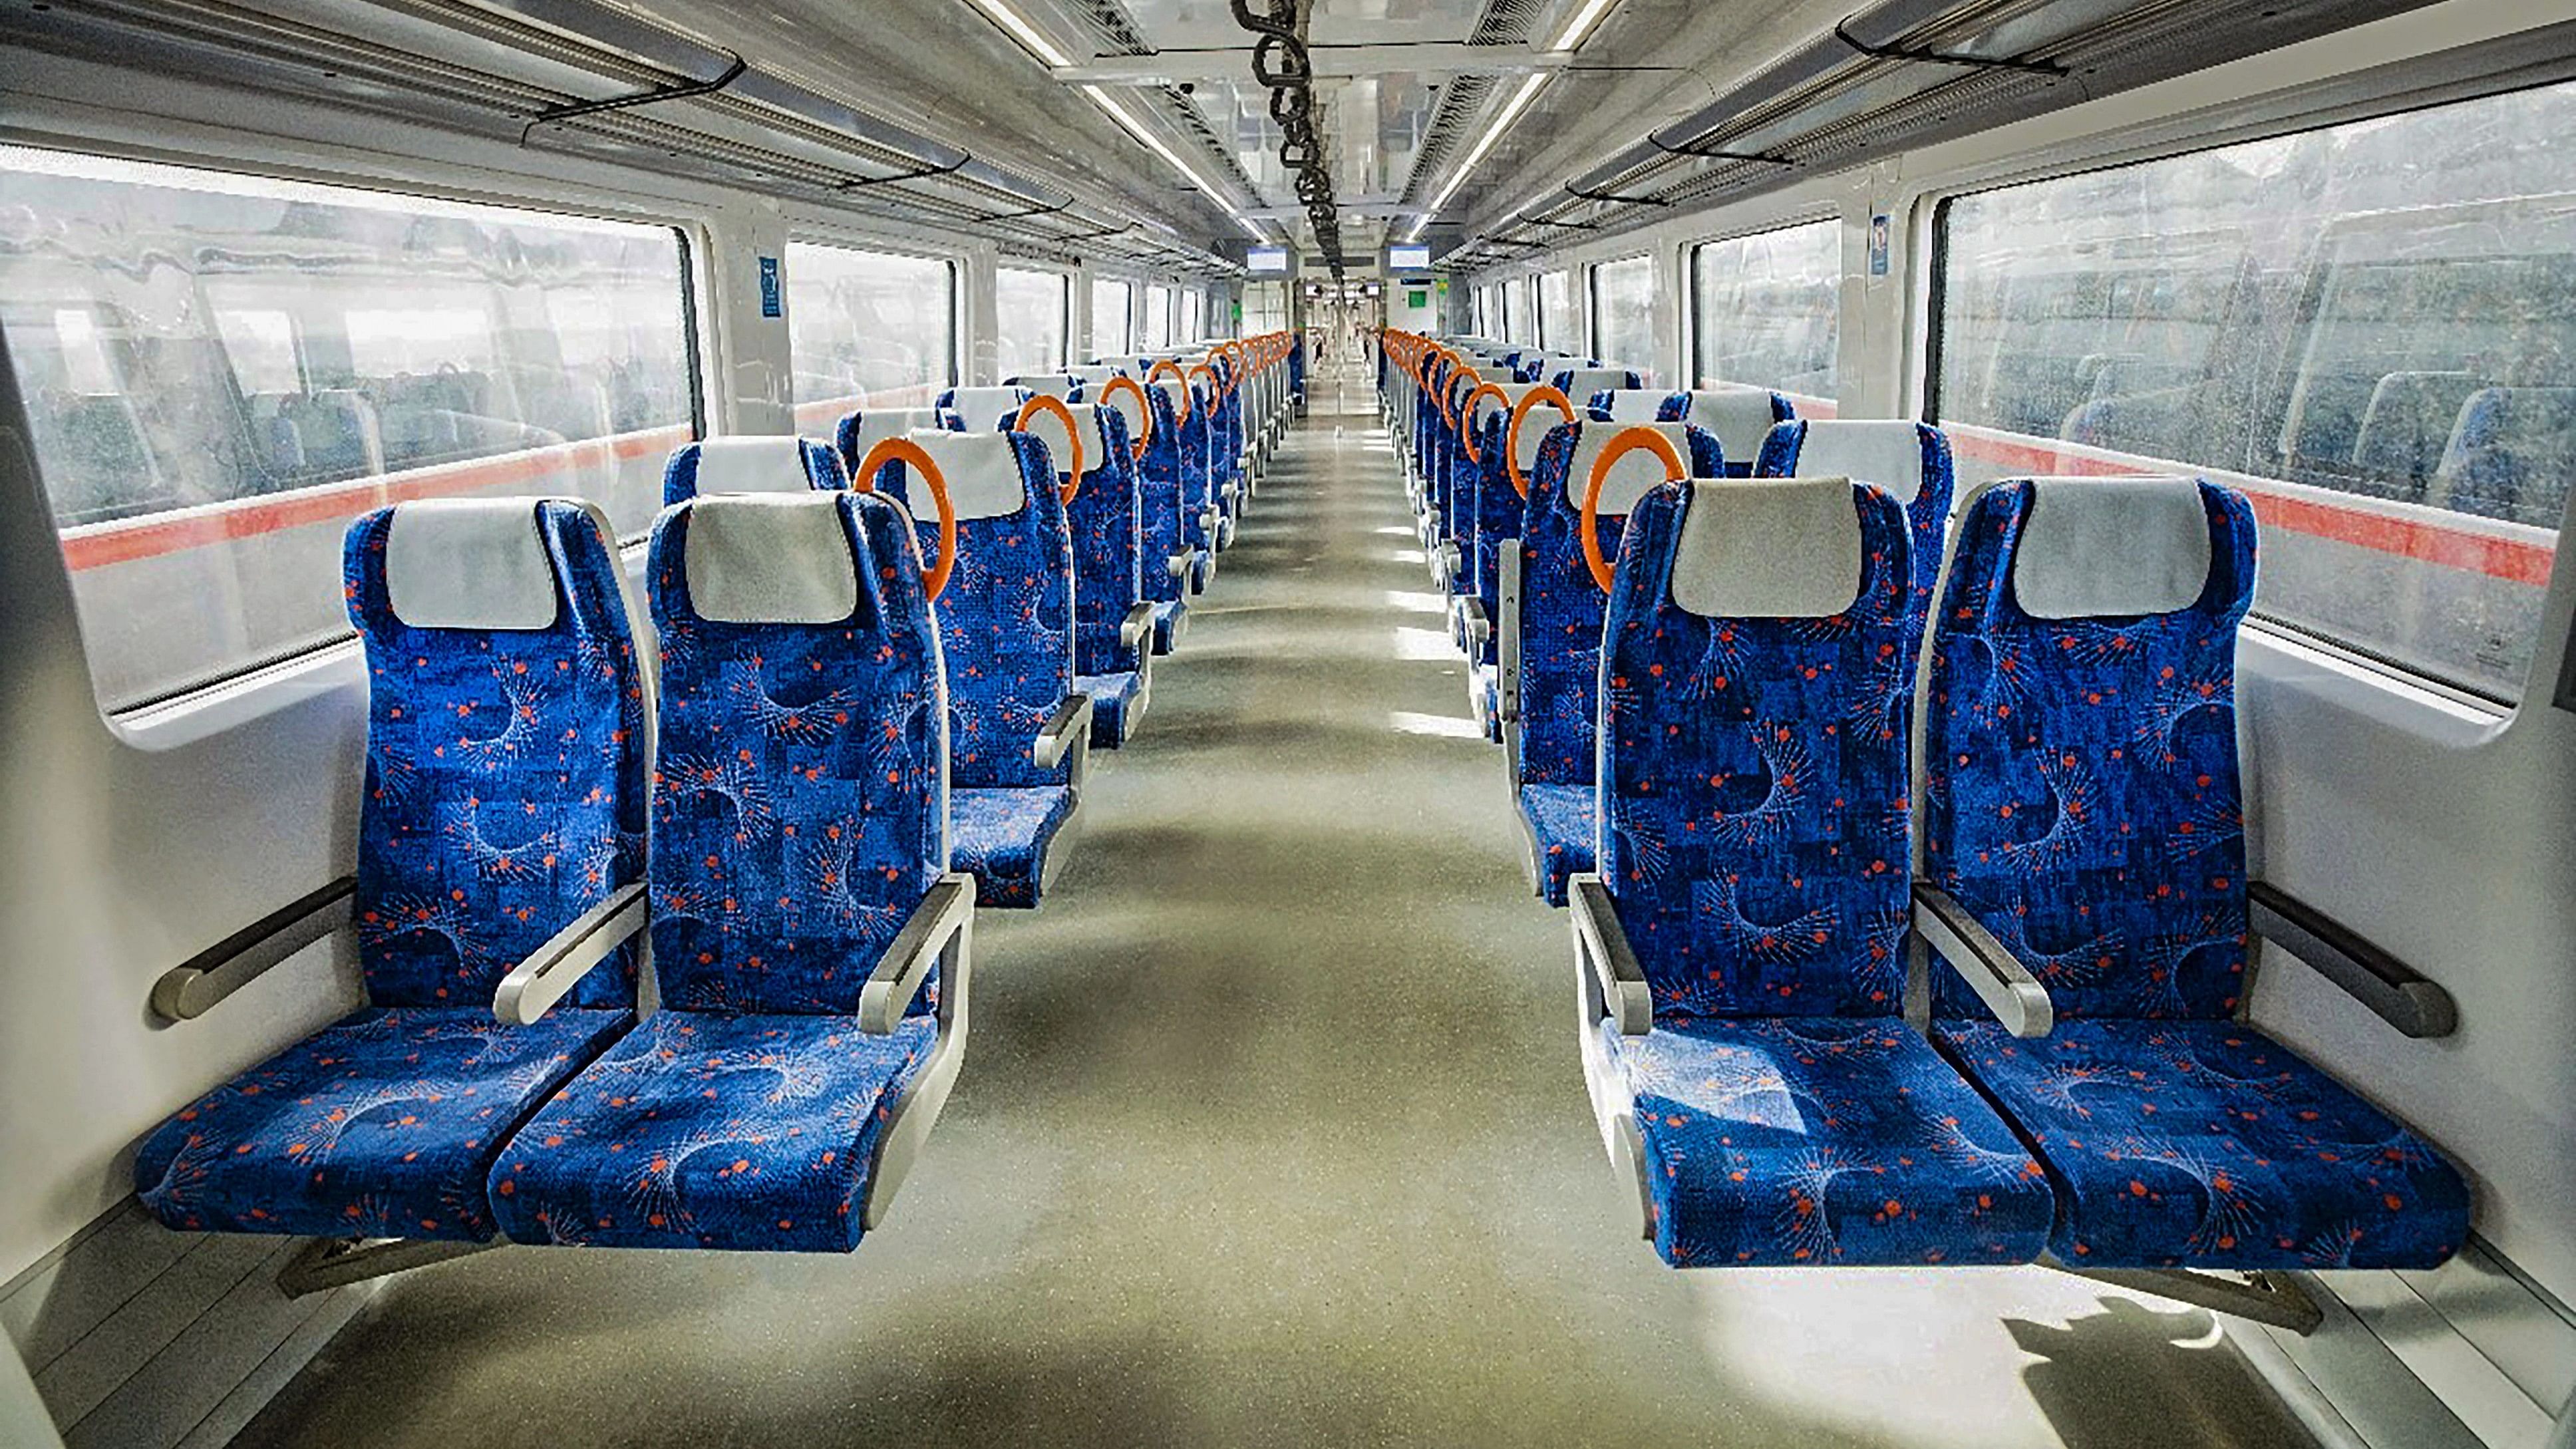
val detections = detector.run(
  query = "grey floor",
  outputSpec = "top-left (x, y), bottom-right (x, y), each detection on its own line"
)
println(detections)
top-left (232, 365), bottom-right (2317, 1448)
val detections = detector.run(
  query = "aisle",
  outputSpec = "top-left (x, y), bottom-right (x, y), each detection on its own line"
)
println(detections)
top-left (233, 367), bottom-right (2312, 1449)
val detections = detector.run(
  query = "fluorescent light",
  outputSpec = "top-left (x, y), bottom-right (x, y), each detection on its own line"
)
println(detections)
top-left (1405, 71), bottom-right (1551, 243)
top-left (965, 0), bottom-right (1072, 67)
top-left (1550, 0), bottom-right (1621, 51)
top-left (1081, 84), bottom-right (1272, 243)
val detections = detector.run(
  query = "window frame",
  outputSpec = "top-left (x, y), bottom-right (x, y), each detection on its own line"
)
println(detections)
top-left (1090, 274), bottom-right (1137, 357)
top-left (1586, 252), bottom-right (1655, 368)
top-left (995, 261), bottom-right (1072, 375)
top-left (1682, 210), bottom-right (1843, 402)
top-left (782, 232), bottom-right (963, 405)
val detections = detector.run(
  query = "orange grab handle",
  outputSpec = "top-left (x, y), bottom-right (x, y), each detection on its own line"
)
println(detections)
top-left (1149, 359), bottom-right (1192, 421)
top-left (1581, 427), bottom-right (1686, 594)
top-left (1097, 375), bottom-right (1152, 460)
top-left (1506, 386), bottom-right (1576, 501)
top-left (1459, 383), bottom-right (1511, 465)
top-left (1015, 394), bottom-right (1086, 506)
top-left (852, 436), bottom-right (959, 603)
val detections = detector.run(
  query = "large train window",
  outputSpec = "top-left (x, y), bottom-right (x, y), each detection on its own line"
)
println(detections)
top-left (1144, 283), bottom-right (1174, 349)
top-left (1691, 218), bottom-right (1839, 410)
top-left (1180, 286), bottom-right (1205, 343)
top-left (1092, 277), bottom-right (1134, 356)
top-left (1589, 255), bottom-right (1655, 377)
top-left (1537, 269), bottom-right (1575, 349)
top-left (1505, 278), bottom-right (1531, 345)
top-left (1931, 83), bottom-right (2576, 703)
top-left (995, 265), bottom-right (1069, 376)
top-left (0, 146), bottom-right (698, 714)
top-left (786, 240), bottom-right (954, 427)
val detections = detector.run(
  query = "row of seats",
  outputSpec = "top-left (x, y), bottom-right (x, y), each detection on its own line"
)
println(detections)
top-left (129, 338), bottom-right (1306, 1265)
top-left (1377, 330), bottom-right (2470, 1293)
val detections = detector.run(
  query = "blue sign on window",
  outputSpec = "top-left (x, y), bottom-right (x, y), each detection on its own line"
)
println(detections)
top-left (758, 255), bottom-right (782, 317)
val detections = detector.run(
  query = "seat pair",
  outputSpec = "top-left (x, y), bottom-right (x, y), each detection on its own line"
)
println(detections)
top-left (1573, 468), bottom-right (2468, 1295)
top-left (139, 492), bottom-right (971, 1265)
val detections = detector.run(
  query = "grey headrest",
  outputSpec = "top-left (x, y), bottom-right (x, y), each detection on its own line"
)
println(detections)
top-left (1559, 369), bottom-right (1627, 401)
top-left (906, 428), bottom-right (1028, 521)
top-left (1783, 420), bottom-right (1926, 504)
top-left (1473, 381), bottom-right (1541, 433)
top-left (1016, 376), bottom-right (1076, 399)
top-left (1100, 383), bottom-right (1149, 442)
top-left (1071, 365), bottom-right (1121, 385)
top-left (1597, 389), bottom-right (1667, 423)
top-left (1019, 402), bottom-right (1093, 478)
top-left (685, 494), bottom-right (857, 625)
top-left (386, 498), bottom-right (560, 631)
top-left (1671, 478), bottom-right (1864, 619)
top-left (1150, 379), bottom-right (1192, 415)
top-left (690, 435), bottom-right (819, 497)
top-left (2012, 476), bottom-right (2211, 619)
top-left (1685, 389), bottom-right (1780, 464)
top-left (846, 408), bottom-right (941, 465)
top-left (946, 387), bottom-right (1025, 432)
top-left (1565, 422), bottom-right (1693, 515)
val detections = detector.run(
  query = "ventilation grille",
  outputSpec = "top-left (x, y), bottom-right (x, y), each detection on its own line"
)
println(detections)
top-left (1152, 85), bottom-right (1267, 202)
top-left (1396, 0), bottom-right (1546, 206)
top-left (1065, 0), bottom-right (1154, 57)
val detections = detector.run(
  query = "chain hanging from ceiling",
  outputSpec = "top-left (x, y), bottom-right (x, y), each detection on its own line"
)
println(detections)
top-left (1231, 0), bottom-right (1343, 277)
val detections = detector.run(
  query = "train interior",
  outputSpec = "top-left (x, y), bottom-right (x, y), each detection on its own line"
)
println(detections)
top-left (0, 0), bottom-right (2570, 1444)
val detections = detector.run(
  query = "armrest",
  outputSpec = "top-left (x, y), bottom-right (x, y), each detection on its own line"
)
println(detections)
top-left (1033, 691), bottom-right (1094, 774)
top-left (150, 875), bottom-right (356, 1023)
top-left (1460, 598), bottom-right (1490, 655)
top-left (858, 874), bottom-right (973, 1034)
top-left (1435, 541), bottom-right (1462, 592)
top-left (1166, 549), bottom-right (1194, 580)
top-left (493, 882), bottom-right (647, 1026)
top-left (1119, 601), bottom-right (1158, 654)
top-left (1497, 539), bottom-right (1524, 723)
top-left (2250, 880), bottom-right (2457, 1038)
top-left (1570, 875), bottom-right (1653, 1037)
top-left (1913, 884), bottom-right (2053, 1037)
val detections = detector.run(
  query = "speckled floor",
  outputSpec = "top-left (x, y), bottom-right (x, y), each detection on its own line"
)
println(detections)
top-left (231, 367), bottom-right (2315, 1449)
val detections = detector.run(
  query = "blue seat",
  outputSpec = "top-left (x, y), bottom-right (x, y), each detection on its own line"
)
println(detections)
top-left (1506, 420), bottom-right (1722, 904)
top-left (1021, 399), bottom-right (1154, 747)
top-left (1006, 373), bottom-right (1082, 401)
top-left (1754, 419), bottom-right (1956, 624)
top-left (1549, 367), bottom-right (1641, 406)
top-left (1921, 476), bottom-right (2469, 1271)
top-left (136, 499), bottom-right (647, 1244)
top-left (1585, 388), bottom-right (1685, 424)
top-left (1456, 381), bottom-right (1552, 734)
top-left (663, 434), bottom-right (844, 506)
top-left (1676, 389), bottom-right (1795, 476)
top-left (1098, 379), bottom-right (1188, 654)
top-left (834, 406), bottom-right (943, 480)
top-left (936, 385), bottom-right (1030, 435)
top-left (2432, 385), bottom-right (2576, 527)
top-left (864, 428), bottom-right (1091, 909)
top-left (1577, 474), bottom-right (2053, 1268)
top-left (1146, 377), bottom-right (1215, 599)
top-left (490, 490), bottom-right (971, 1252)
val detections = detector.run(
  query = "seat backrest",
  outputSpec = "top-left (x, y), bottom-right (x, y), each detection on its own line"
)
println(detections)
top-left (1923, 476), bottom-right (2257, 1023)
top-left (1756, 419), bottom-right (1955, 613)
top-left (1051, 404), bottom-right (1143, 673)
top-left (834, 407), bottom-right (943, 477)
top-left (663, 434), bottom-right (846, 506)
top-left (1600, 477), bottom-right (1916, 1019)
top-left (2349, 371), bottom-right (2484, 488)
top-left (647, 490), bottom-right (946, 1016)
top-left (346, 498), bottom-right (647, 1011)
top-left (1070, 365), bottom-right (1122, 386)
top-left (1587, 389), bottom-right (1681, 424)
top-left (1552, 367), bottom-right (1636, 402)
top-left (937, 385), bottom-right (1031, 435)
top-left (861, 428), bottom-right (1076, 790)
top-left (1135, 385), bottom-right (1189, 604)
top-left (1679, 389), bottom-right (1794, 474)
top-left (2431, 385), bottom-right (2576, 527)
top-left (1516, 420), bottom-right (1723, 789)
top-left (1150, 378), bottom-right (1213, 515)
top-left (1008, 374), bottom-right (1081, 401)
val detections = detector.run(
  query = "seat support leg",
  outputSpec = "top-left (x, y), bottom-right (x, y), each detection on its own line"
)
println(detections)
top-left (2039, 1253), bottom-right (2324, 1334)
top-left (277, 1235), bottom-right (497, 1298)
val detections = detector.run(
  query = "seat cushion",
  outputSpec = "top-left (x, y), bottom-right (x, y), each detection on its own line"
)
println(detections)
top-left (1615, 1017), bottom-right (2054, 1267)
top-left (1076, 670), bottom-right (1145, 749)
top-left (135, 1005), bottom-right (631, 1242)
top-left (952, 786), bottom-right (1078, 908)
top-left (1518, 783), bottom-right (1595, 907)
top-left (488, 1010), bottom-right (937, 1252)
top-left (1150, 600), bottom-right (1186, 656)
top-left (1934, 1018), bottom-right (2470, 1269)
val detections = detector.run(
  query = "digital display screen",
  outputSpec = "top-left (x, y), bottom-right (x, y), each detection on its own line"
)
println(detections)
top-left (1248, 245), bottom-right (1289, 274)
top-left (1387, 243), bottom-right (1432, 271)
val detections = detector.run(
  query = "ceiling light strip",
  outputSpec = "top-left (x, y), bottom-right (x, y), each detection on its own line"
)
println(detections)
top-left (1405, 71), bottom-right (1550, 243)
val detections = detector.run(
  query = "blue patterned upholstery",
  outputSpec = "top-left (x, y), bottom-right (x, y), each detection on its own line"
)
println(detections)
top-left (1591, 479), bottom-right (2052, 1267)
top-left (1923, 478), bottom-right (2468, 1269)
top-left (662, 437), bottom-right (844, 506)
top-left (1133, 385), bottom-right (1197, 623)
top-left (488, 489), bottom-right (953, 1253)
top-left (1512, 423), bottom-right (1723, 883)
top-left (1176, 379), bottom-right (1220, 561)
top-left (864, 432), bottom-right (1082, 907)
top-left (1754, 419), bottom-right (1956, 623)
top-left (1587, 389), bottom-right (1685, 423)
top-left (832, 408), bottom-right (943, 478)
top-left (1056, 404), bottom-right (1148, 744)
top-left (135, 500), bottom-right (647, 1242)
top-left (2432, 385), bottom-right (2576, 527)
top-left (1076, 668), bottom-right (1145, 748)
top-left (951, 786), bottom-right (1076, 909)
top-left (1518, 783), bottom-right (1595, 906)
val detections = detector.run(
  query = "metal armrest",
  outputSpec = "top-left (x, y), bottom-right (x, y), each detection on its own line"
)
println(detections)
top-left (858, 874), bottom-right (973, 1035)
top-left (1497, 539), bottom-right (1524, 723)
top-left (1166, 549), bottom-right (1194, 581)
top-left (1571, 875), bottom-right (1653, 1037)
top-left (1119, 601), bottom-right (1158, 654)
top-left (1034, 691), bottom-right (1094, 778)
top-left (150, 875), bottom-right (355, 1023)
top-left (494, 882), bottom-right (647, 1026)
top-left (1435, 541), bottom-right (1462, 592)
top-left (2250, 880), bottom-right (2457, 1038)
top-left (1462, 598), bottom-right (1490, 655)
top-left (1913, 884), bottom-right (2053, 1037)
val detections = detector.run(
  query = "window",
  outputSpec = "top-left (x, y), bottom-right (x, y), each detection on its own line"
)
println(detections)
top-left (1180, 287), bottom-right (1204, 343)
top-left (1692, 218), bottom-right (1840, 405)
top-left (1932, 82), bottom-right (2576, 702)
top-left (995, 265), bottom-right (1068, 379)
top-left (0, 146), bottom-right (697, 712)
top-left (1589, 256), bottom-right (1656, 378)
top-left (1144, 284), bottom-right (1173, 349)
top-left (1092, 277), bottom-right (1134, 356)
top-left (786, 241), bottom-right (953, 426)
top-left (1537, 269), bottom-right (1576, 351)
top-left (1505, 279), bottom-right (1531, 346)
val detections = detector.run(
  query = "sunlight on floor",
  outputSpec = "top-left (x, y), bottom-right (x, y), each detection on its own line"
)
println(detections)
top-left (1381, 589), bottom-right (1448, 614)
top-left (1389, 709), bottom-right (1486, 739)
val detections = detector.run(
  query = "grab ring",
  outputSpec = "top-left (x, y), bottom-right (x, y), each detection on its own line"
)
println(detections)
top-left (1098, 375), bottom-right (1152, 460)
top-left (1460, 383), bottom-right (1511, 464)
top-left (852, 437), bottom-right (958, 603)
top-left (1015, 394), bottom-right (1086, 505)
top-left (1149, 359), bottom-right (1192, 421)
top-left (1506, 386), bottom-right (1576, 500)
top-left (1581, 427), bottom-right (1686, 594)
